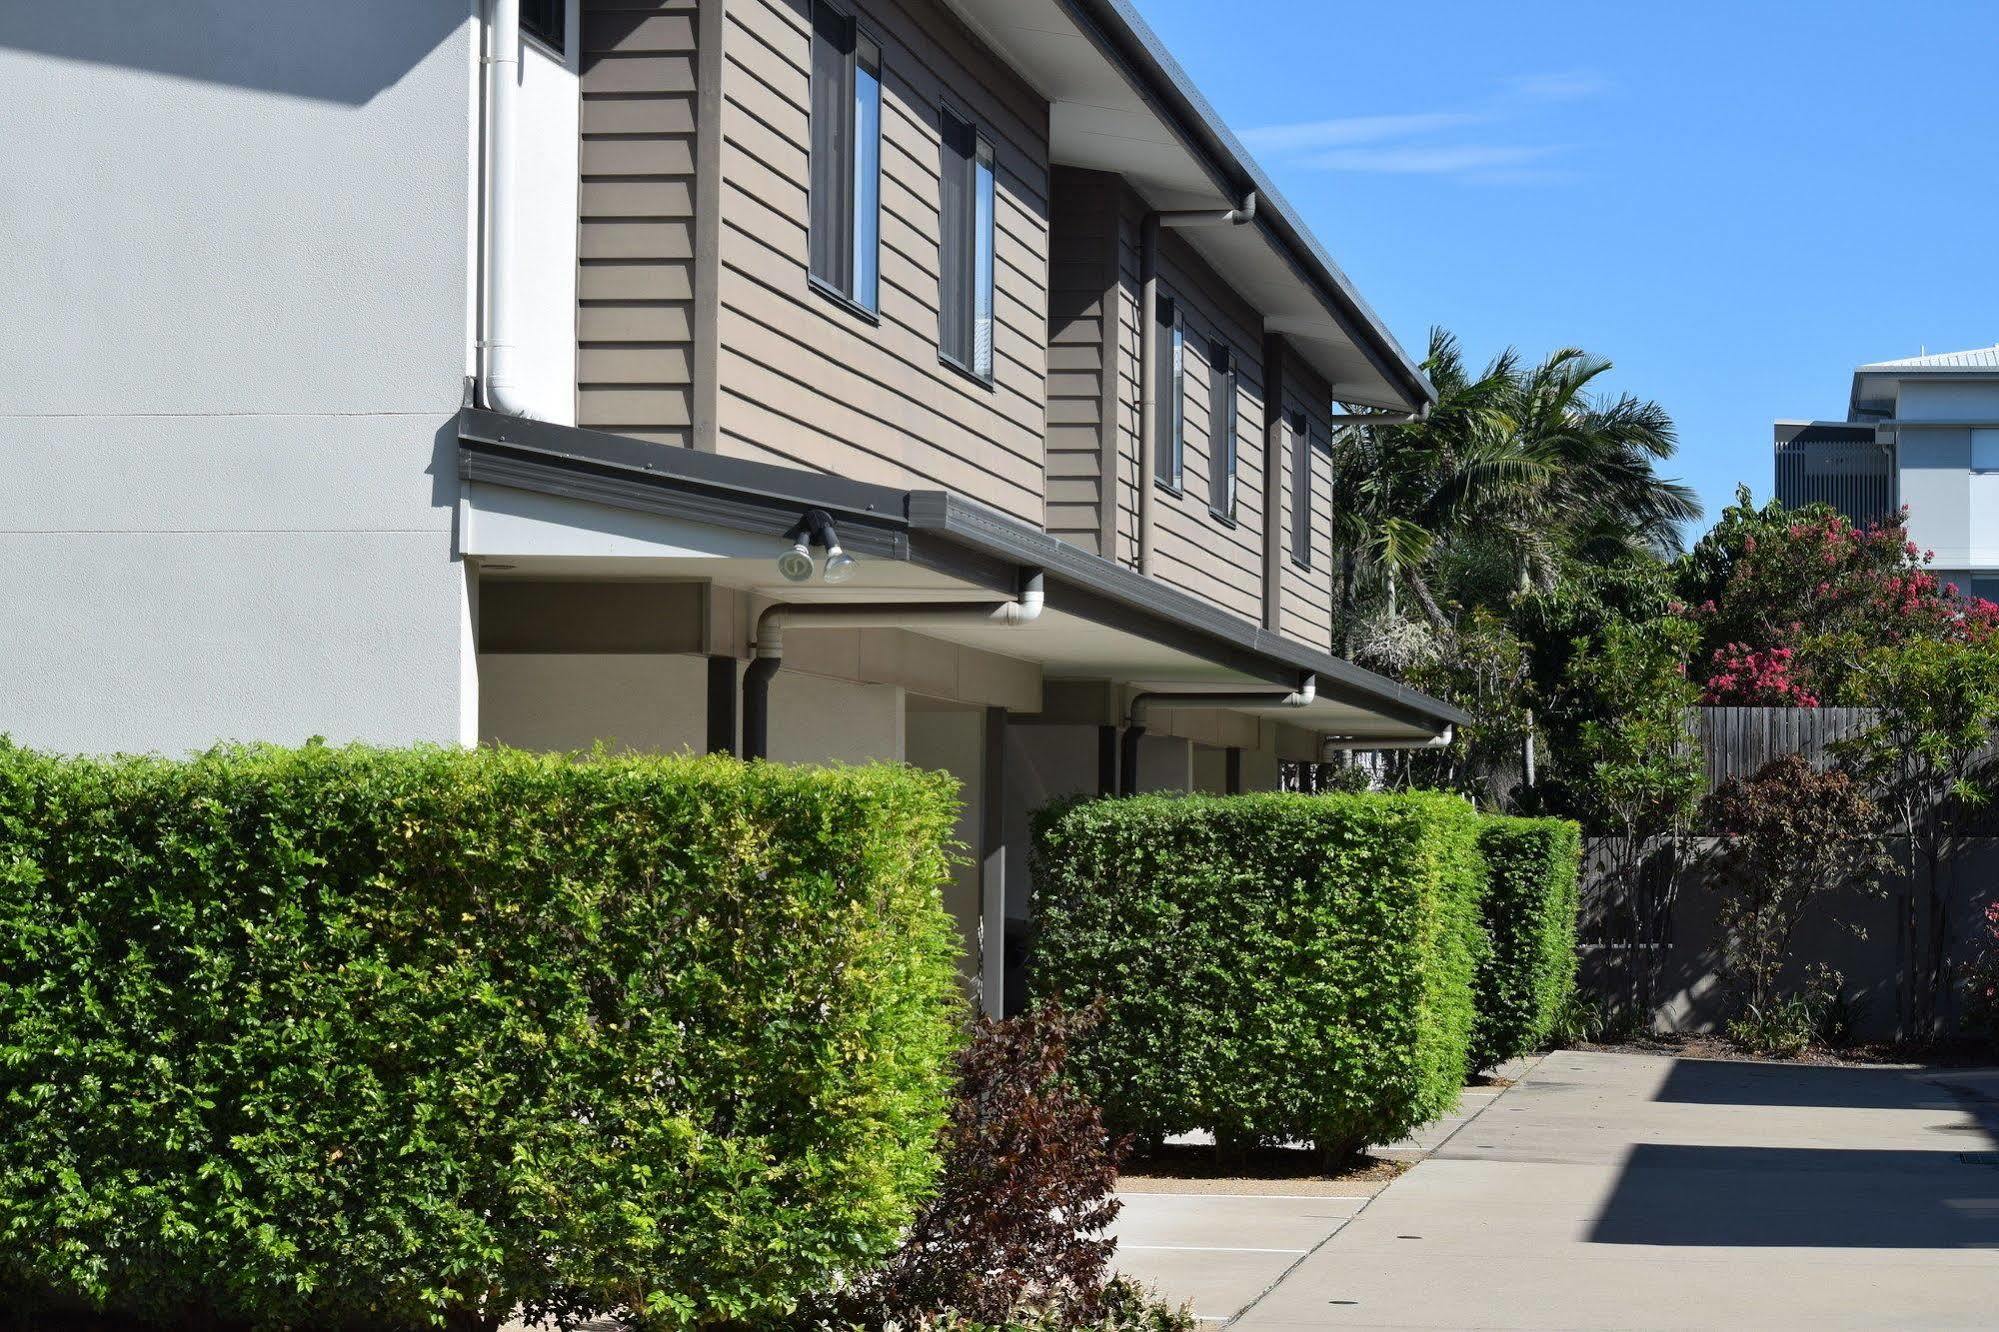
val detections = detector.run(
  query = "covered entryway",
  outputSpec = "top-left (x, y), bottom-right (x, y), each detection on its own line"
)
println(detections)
top-left (456, 408), bottom-right (1464, 1014)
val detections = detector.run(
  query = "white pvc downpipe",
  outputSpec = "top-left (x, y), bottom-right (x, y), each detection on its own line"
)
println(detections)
top-left (1119, 674), bottom-right (1315, 796)
top-left (740, 572), bottom-right (1045, 760)
top-left (1319, 727), bottom-right (1454, 755)
top-left (480, 0), bottom-right (528, 416)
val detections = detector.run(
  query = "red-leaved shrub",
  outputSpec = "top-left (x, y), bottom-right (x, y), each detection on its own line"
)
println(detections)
top-left (827, 1003), bottom-right (1125, 1327)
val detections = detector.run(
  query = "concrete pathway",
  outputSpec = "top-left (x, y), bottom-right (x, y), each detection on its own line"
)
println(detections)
top-left (1211, 1050), bottom-right (1999, 1330)
top-left (1113, 1061), bottom-right (1535, 1323)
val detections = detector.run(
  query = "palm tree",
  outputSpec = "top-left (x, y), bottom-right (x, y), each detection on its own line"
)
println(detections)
top-left (1330, 329), bottom-right (1518, 639)
top-left (1331, 330), bottom-right (1700, 646)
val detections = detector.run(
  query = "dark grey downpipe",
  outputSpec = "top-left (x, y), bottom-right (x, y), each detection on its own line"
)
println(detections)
top-left (741, 569), bottom-right (1046, 760)
top-left (1117, 671), bottom-right (1313, 796)
top-left (1137, 192), bottom-right (1257, 575)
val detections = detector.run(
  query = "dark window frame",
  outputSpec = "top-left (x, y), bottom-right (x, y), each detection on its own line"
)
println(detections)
top-left (937, 104), bottom-right (996, 384)
top-left (1153, 297), bottom-right (1185, 493)
top-left (807, 1), bottom-right (882, 317)
top-left (521, 0), bottom-right (566, 54)
top-left (1289, 408), bottom-right (1313, 569)
top-left (1207, 338), bottom-right (1239, 524)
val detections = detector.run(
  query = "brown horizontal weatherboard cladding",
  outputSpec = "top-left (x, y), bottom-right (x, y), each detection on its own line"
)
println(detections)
top-left (578, 0), bottom-right (702, 445)
top-left (715, 0), bottom-right (1050, 523)
top-left (1045, 167), bottom-right (1121, 555)
top-left (1141, 226), bottom-right (1268, 615)
top-left (1278, 356), bottom-right (1337, 650)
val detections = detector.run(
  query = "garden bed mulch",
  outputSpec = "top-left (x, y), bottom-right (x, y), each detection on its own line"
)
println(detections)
top-left (1118, 1144), bottom-right (1410, 1196)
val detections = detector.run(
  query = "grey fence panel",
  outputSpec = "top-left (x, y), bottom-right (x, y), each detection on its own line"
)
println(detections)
top-left (1695, 706), bottom-right (1877, 787)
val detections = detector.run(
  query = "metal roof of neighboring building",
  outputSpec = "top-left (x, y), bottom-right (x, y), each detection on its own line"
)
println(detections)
top-left (1857, 344), bottom-right (1999, 372)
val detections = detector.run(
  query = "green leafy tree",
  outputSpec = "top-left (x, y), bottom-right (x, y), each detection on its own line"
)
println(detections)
top-left (1558, 614), bottom-right (1704, 1013)
top-left (1331, 330), bottom-right (1697, 643)
top-left (1843, 636), bottom-right (1999, 1035)
top-left (1676, 486), bottom-right (1999, 704)
top-left (1700, 754), bottom-right (1886, 1014)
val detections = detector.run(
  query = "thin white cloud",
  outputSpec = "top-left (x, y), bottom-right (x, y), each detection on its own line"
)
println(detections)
top-left (1298, 143), bottom-right (1564, 175)
top-left (1241, 70), bottom-right (1606, 184)
top-left (1506, 70), bottom-right (1613, 102)
top-left (1237, 111), bottom-right (1483, 155)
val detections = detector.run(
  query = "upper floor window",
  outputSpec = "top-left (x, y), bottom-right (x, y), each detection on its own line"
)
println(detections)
top-left (1154, 298), bottom-right (1184, 491)
top-left (1289, 409), bottom-right (1312, 567)
top-left (522, 0), bottom-right (565, 53)
top-left (1973, 428), bottom-right (1999, 473)
top-left (1208, 339), bottom-right (1238, 522)
top-left (939, 107), bottom-right (995, 380)
top-left (809, 2), bottom-right (881, 314)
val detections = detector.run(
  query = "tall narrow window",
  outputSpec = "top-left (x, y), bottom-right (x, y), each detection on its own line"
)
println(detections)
top-left (1153, 297), bottom-right (1184, 490)
top-left (1289, 409), bottom-right (1312, 567)
top-left (521, 0), bottom-right (565, 52)
top-left (809, 3), bottom-right (880, 313)
top-left (939, 107), bottom-right (996, 379)
top-left (1208, 339), bottom-right (1238, 521)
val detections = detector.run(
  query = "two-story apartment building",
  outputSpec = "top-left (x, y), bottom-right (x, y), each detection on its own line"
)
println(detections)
top-left (1, 0), bottom-right (1462, 1013)
top-left (1777, 344), bottom-right (1999, 600)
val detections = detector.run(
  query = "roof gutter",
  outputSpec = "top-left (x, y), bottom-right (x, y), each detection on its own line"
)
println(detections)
top-left (455, 409), bottom-right (1471, 736)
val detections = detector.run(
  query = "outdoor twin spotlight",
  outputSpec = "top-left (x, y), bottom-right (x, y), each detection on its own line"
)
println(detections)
top-left (778, 508), bottom-right (858, 584)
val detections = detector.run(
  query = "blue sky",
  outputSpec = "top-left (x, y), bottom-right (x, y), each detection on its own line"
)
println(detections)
top-left (1133, 0), bottom-right (1999, 539)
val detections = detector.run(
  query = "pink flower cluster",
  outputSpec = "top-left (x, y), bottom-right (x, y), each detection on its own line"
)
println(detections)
top-left (1700, 643), bottom-right (1819, 708)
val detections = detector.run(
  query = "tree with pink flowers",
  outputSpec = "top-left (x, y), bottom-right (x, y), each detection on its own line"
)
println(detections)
top-left (1675, 486), bottom-right (1999, 705)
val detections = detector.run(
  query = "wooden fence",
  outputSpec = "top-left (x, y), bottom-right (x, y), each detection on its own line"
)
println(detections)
top-left (1692, 706), bottom-right (1875, 787)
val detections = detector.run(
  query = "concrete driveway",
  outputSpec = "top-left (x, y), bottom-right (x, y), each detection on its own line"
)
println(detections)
top-left (1125, 1050), bottom-right (1999, 1329)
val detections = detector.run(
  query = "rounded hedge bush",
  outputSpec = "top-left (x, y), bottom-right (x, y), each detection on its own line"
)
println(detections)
top-left (1028, 792), bottom-right (1488, 1161)
top-left (0, 741), bottom-right (965, 1329)
top-left (1469, 818), bottom-right (1582, 1073)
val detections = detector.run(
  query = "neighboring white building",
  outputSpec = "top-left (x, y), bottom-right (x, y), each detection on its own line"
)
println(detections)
top-left (1776, 344), bottom-right (1999, 600)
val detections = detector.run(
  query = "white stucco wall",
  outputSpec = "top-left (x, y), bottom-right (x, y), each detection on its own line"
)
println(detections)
top-left (1900, 428), bottom-right (1976, 570)
top-left (478, 653), bottom-right (709, 752)
top-left (905, 705), bottom-right (984, 982)
top-left (1898, 380), bottom-right (1999, 423)
top-left (766, 673), bottom-right (905, 765)
top-left (1894, 380), bottom-right (1999, 575)
top-left (509, 9), bottom-right (582, 425)
top-left (0, 3), bottom-right (478, 754)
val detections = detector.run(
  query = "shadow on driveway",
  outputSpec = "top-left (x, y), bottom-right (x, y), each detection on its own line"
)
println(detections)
top-left (1588, 1142), bottom-right (1999, 1247)
top-left (1585, 1058), bottom-right (1999, 1248)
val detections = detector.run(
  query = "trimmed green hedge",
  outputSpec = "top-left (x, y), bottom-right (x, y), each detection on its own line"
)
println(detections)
top-left (1470, 818), bottom-right (1583, 1072)
top-left (1029, 793), bottom-right (1487, 1160)
top-left (0, 742), bottom-right (964, 1330)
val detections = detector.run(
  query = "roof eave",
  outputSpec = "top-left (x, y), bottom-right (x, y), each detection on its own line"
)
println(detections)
top-left (456, 408), bottom-right (1466, 733)
top-left (1057, 0), bottom-right (1436, 411)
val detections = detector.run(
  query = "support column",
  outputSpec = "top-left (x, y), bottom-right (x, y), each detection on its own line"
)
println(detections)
top-left (1225, 746), bottom-right (1243, 795)
top-left (705, 655), bottom-right (737, 755)
top-left (979, 706), bottom-right (1008, 1019)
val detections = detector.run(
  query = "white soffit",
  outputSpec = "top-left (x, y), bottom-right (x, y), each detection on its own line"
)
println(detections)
top-left (942, 0), bottom-right (1409, 408)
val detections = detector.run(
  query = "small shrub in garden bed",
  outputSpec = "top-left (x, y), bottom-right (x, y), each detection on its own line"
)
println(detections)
top-left (0, 741), bottom-right (964, 1330)
top-left (873, 1279), bottom-right (1197, 1331)
top-left (806, 1003), bottom-right (1134, 1330)
top-left (1029, 792), bottom-right (1487, 1163)
top-left (1469, 817), bottom-right (1583, 1072)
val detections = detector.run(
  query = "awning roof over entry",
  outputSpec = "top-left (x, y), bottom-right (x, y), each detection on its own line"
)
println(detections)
top-left (456, 409), bottom-right (1466, 742)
